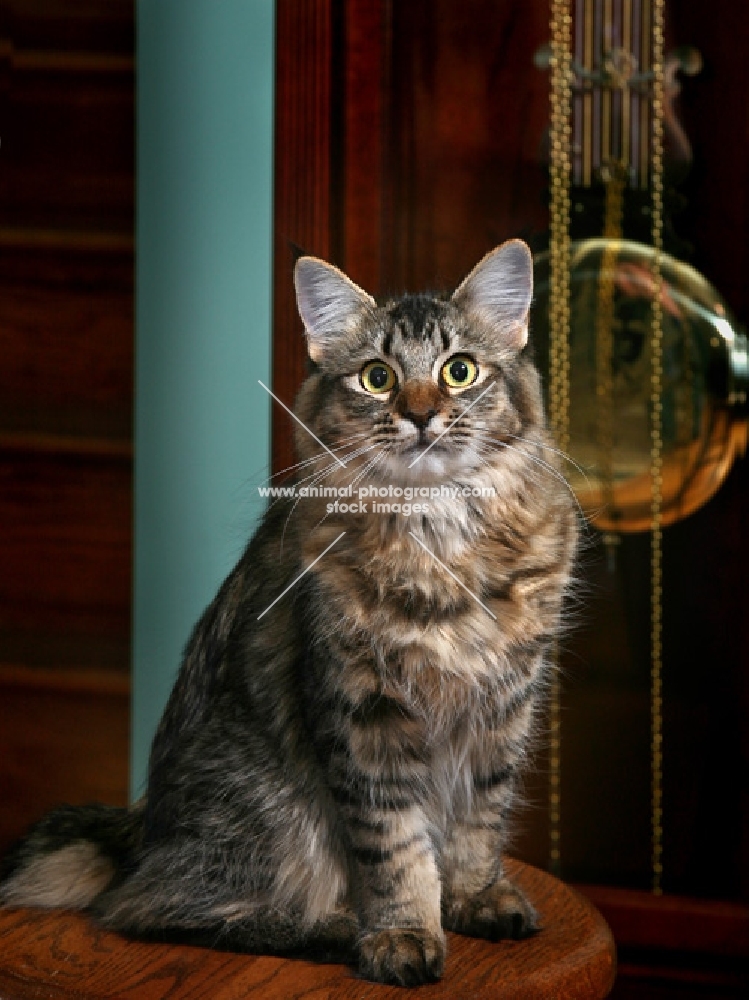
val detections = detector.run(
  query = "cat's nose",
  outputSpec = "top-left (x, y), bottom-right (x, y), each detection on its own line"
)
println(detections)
top-left (396, 382), bottom-right (441, 430)
top-left (403, 407), bottom-right (437, 429)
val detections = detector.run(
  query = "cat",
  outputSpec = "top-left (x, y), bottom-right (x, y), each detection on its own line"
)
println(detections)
top-left (0, 239), bottom-right (577, 986)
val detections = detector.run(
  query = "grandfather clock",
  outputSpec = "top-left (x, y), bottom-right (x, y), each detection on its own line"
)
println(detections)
top-left (273, 1), bottom-right (748, 993)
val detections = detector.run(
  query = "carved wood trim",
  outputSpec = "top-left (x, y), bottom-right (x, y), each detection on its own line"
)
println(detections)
top-left (340, 0), bottom-right (389, 293)
top-left (272, 0), bottom-right (393, 472)
top-left (272, 0), bottom-right (335, 473)
top-left (0, 433), bottom-right (133, 462)
top-left (0, 228), bottom-right (134, 252)
top-left (9, 51), bottom-right (133, 73)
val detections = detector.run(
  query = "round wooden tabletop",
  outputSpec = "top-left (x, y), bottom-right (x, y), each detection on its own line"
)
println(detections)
top-left (0, 859), bottom-right (616, 999)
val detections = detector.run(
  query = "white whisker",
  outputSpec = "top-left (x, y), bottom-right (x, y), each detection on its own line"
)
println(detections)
top-left (309, 449), bottom-right (388, 534)
top-left (252, 434), bottom-right (367, 489)
top-left (473, 436), bottom-right (587, 522)
top-left (278, 442), bottom-right (380, 553)
top-left (496, 431), bottom-right (592, 486)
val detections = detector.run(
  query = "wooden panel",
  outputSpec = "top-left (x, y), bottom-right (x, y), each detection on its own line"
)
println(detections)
top-left (272, 0), bottom-right (335, 473)
top-left (387, 0), bottom-right (550, 293)
top-left (0, 284), bottom-right (133, 440)
top-left (0, 1), bottom-right (134, 856)
top-left (0, 2), bottom-right (134, 235)
top-left (271, 0), bottom-right (397, 465)
top-left (0, 666), bottom-right (129, 855)
top-left (1, 1), bottom-right (134, 54)
top-left (0, 0), bottom-right (135, 682)
top-left (0, 61), bottom-right (133, 232)
top-left (341, 0), bottom-right (389, 292)
top-left (0, 235), bottom-right (134, 289)
top-left (272, 0), bottom-right (552, 462)
top-left (0, 450), bottom-right (131, 634)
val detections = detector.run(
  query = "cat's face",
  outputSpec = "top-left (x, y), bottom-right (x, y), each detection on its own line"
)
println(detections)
top-left (294, 241), bottom-right (540, 482)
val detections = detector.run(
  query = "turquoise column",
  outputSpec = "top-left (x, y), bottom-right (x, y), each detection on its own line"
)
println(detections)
top-left (133, 1), bottom-right (274, 795)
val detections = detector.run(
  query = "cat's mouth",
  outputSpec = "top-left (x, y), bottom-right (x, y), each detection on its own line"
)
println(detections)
top-left (402, 439), bottom-right (449, 454)
top-left (399, 425), bottom-right (451, 451)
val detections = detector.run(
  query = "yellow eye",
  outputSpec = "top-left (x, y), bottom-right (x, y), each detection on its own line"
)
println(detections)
top-left (441, 355), bottom-right (477, 388)
top-left (361, 360), bottom-right (396, 394)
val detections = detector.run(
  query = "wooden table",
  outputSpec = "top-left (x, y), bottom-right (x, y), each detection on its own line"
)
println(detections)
top-left (0, 860), bottom-right (616, 999)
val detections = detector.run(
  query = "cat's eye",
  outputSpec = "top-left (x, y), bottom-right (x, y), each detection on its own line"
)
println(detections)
top-left (360, 360), bottom-right (396, 394)
top-left (441, 355), bottom-right (478, 389)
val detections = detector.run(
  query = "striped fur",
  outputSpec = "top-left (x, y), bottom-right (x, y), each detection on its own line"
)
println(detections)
top-left (0, 242), bottom-right (577, 986)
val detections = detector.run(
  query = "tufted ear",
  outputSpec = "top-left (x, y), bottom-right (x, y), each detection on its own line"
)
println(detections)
top-left (451, 239), bottom-right (533, 351)
top-left (294, 257), bottom-right (376, 362)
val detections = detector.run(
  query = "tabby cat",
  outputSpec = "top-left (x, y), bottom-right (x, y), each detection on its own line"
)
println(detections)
top-left (0, 240), bottom-right (577, 986)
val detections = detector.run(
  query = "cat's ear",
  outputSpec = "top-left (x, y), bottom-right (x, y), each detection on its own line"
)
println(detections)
top-left (294, 257), bottom-right (376, 362)
top-left (451, 239), bottom-right (533, 351)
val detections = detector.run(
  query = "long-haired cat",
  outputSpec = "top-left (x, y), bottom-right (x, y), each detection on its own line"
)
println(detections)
top-left (0, 240), bottom-right (577, 986)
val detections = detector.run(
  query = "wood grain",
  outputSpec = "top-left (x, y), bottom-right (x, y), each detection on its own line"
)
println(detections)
top-left (0, 0), bottom-right (135, 682)
top-left (0, 7), bottom-right (134, 235)
top-left (0, 1), bottom-right (134, 55)
top-left (0, 239), bottom-right (133, 289)
top-left (387, 0), bottom-right (550, 292)
top-left (0, 452), bottom-right (131, 636)
top-left (0, 860), bottom-right (615, 999)
top-left (341, 0), bottom-right (388, 293)
top-left (272, 0), bottom-right (335, 473)
top-left (0, 284), bottom-right (133, 440)
top-left (0, 2), bottom-right (135, 857)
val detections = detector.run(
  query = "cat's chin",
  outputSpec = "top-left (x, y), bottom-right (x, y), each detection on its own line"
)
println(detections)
top-left (380, 447), bottom-right (480, 484)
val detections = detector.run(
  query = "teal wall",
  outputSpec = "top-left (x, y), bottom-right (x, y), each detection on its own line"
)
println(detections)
top-left (133, 1), bottom-right (274, 794)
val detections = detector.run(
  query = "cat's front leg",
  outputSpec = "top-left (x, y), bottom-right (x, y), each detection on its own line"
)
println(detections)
top-left (328, 720), bottom-right (445, 990)
top-left (441, 766), bottom-right (539, 942)
top-left (344, 798), bottom-right (445, 986)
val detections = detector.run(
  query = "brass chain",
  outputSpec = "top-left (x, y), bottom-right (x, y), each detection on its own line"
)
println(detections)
top-left (547, 0), bottom-right (572, 877)
top-left (596, 162), bottom-right (626, 559)
top-left (548, 0), bottom-right (666, 892)
top-left (650, 0), bottom-right (665, 897)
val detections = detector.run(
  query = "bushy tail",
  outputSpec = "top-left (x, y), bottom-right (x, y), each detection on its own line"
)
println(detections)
top-left (0, 803), bottom-right (142, 911)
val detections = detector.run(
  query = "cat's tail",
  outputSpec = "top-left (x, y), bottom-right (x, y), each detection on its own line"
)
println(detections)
top-left (0, 803), bottom-right (143, 911)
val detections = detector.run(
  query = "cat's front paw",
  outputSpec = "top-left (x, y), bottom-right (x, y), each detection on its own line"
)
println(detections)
top-left (444, 877), bottom-right (539, 942)
top-left (358, 927), bottom-right (446, 986)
